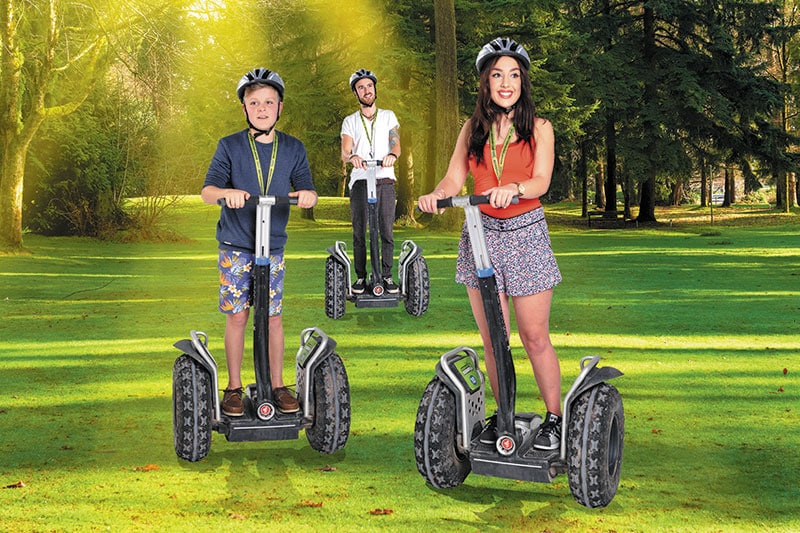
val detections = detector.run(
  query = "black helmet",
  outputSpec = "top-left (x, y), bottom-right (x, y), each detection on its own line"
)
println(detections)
top-left (236, 68), bottom-right (285, 102)
top-left (349, 68), bottom-right (378, 91)
top-left (475, 38), bottom-right (531, 73)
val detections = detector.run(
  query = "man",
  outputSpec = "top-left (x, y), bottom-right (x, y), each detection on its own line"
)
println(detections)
top-left (201, 68), bottom-right (318, 416)
top-left (340, 68), bottom-right (401, 294)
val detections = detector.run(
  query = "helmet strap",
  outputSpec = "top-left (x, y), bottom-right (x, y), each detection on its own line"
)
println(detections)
top-left (490, 101), bottom-right (516, 115)
top-left (245, 111), bottom-right (281, 139)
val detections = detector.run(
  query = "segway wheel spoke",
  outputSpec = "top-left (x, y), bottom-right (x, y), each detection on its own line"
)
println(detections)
top-left (172, 355), bottom-right (213, 462)
top-left (414, 378), bottom-right (470, 488)
top-left (324, 256), bottom-right (347, 319)
top-left (567, 382), bottom-right (624, 508)
top-left (404, 256), bottom-right (430, 317)
top-left (306, 353), bottom-right (351, 454)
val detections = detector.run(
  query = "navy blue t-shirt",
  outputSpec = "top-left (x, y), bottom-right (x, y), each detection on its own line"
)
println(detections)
top-left (203, 129), bottom-right (314, 254)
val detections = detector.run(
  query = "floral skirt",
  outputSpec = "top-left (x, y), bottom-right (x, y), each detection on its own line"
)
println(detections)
top-left (455, 207), bottom-right (561, 296)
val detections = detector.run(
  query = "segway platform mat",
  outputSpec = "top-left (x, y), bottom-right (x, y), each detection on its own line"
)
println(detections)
top-left (220, 413), bottom-right (303, 442)
top-left (470, 442), bottom-right (562, 483)
top-left (352, 294), bottom-right (400, 308)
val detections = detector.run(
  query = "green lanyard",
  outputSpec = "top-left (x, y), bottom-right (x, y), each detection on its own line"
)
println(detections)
top-left (359, 111), bottom-right (377, 158)
top-left (489, 124), bottom-right (515, 185)
top-left (248, 131), bottom-right (278, 194)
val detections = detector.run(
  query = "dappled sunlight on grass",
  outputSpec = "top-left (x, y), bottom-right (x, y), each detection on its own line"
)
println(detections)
top-left (1, 196), bottom-right (799, 531)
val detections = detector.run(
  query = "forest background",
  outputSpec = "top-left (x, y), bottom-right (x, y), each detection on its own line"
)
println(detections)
top-left (3, 0), bottom-right (800, 250)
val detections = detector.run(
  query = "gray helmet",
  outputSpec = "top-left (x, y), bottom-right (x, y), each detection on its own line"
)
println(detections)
top-left (475, 38), bottom-right (531, 73)
top-left (236, 68), bottom-right (285, 102)
top-left (349, 68), bottom-right (378, 91)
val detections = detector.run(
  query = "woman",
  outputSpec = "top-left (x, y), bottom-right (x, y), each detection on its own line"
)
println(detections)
top-left (418, 38), bottom-right (563, 450)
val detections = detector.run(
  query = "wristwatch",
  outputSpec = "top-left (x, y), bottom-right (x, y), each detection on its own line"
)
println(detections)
top-left (514, 182), bottom-right (526, 196)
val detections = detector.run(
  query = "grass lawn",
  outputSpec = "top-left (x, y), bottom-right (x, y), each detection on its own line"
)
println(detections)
top-left (1, 197), bottom-right (798, 532)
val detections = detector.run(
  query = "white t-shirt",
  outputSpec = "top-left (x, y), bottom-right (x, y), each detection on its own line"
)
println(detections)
top-left (341, 109), bottom-right (399, 189)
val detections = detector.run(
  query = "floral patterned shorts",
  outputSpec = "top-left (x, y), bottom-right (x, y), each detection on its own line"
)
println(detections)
top-left (218, 249), bottom-right (285, 316)
top-left (455, 207), bottom-right (562, 296)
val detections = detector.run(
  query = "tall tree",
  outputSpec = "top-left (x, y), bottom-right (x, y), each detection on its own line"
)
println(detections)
top-left (0, 0), bottom-right (107, 249)
top-left (433, 0), bottom-right (458, 186)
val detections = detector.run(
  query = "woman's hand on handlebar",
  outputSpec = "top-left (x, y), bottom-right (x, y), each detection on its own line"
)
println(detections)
top-left (417, 190), bottom-right (445, 214)
top-left (483, 185), bottom-right (517, 209)
top-left (289, 189), bottom-right (318, 209)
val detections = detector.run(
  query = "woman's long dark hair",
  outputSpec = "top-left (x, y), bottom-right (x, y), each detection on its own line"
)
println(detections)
top-left (468, 56), bottom-right (536, 165)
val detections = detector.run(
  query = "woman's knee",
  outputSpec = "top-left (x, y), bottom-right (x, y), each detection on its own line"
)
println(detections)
top-left (520, 331), bottom-right (553, 356)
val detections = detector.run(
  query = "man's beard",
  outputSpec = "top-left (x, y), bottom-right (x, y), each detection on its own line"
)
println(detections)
top-left (358, 94), bottom-right (376, 108)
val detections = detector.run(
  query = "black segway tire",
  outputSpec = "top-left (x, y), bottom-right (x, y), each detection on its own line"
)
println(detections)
top-left (414, 377), bottom-right (470, 488)
top-left (404, 256), bottom-right (430, 317)
top-left (306, 353), bottom-right (350, 454)
top-left (567, 382), bottom-right (624, 508)
top-left (324, 256), bottom-right (347, 319)
top-left (172, 355), bottom-right (213, 462)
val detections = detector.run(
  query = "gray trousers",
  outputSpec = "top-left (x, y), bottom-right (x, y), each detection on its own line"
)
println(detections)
top-left (349, 179), bottom-right (396, 279)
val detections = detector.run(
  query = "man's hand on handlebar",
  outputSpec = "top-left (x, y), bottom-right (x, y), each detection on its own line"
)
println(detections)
top-left (288, 189), bottom-right (318, 209)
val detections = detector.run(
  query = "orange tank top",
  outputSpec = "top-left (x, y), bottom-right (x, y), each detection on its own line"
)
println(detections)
top-left (469, 140), bottom-right (542, 218)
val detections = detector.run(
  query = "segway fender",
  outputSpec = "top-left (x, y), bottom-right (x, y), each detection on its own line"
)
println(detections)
top-left (560, 356), bottom-right (623, 460)
top-left (174, 340), bottom-right (213, 374)
top-left (173, 330), bottom-right (221, 422)
top-left (295, 327), bottom-right (338, 423)
top-left (568, 366), bottom-right (623, 402)
top-left (326, 241), bottom-right (351, 268)
top-left (434, 347), bottom-right (486, 451)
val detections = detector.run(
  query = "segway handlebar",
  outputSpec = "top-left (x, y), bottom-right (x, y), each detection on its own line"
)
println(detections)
top-left (436, 195), bottom-right (519, 209)
top-left (217, 196), bottom-right (299, 207)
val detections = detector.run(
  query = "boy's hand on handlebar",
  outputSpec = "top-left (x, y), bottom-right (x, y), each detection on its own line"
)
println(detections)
top-left (289, 189), bottom-right (318, 209)
top-left (221, 190), bottom-right (250, 209)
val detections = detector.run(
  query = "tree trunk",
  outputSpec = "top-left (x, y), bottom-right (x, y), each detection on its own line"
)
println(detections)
top-left (595, 157), bottom-right (605, 209)
top-left (431, 0), bottom-right (460, 229)
top-left (433, 0), bottom-right (458, 181)
top-left (604, 113), bottom-right (617, 213)
top-left (0, 145), bottom-right (26, 248)
top-left (723, 166), bottom-right (734, 207)
top-left (700, 158), bottom-right (708, 207)
top-left (395, 65), bottom-right (415, 222)
top-left (396, 126), bottom-right (415, 221)
top-left (578, 140), bottom-right (588, 217)
top-left (781, 170), bottom-right (791, 212)
top-left (638, 174), bottom-right (657, 221)
top-left (637, 5), bottom-right (658, 223)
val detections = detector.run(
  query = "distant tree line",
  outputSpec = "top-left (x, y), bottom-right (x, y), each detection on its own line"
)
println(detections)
top-left (2, 0), bottom-right (799, 247)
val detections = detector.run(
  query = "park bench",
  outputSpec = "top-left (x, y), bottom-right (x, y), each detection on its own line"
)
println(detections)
top-left (587, 210), bottom-right (625, 227)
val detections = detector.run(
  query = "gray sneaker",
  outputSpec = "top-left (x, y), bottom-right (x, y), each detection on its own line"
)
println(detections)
top-left (532, 412), bottom-right (561, 450)
top-left (352, 278), bottom-right (365, 294)
top-left (384, 277), bottom-right (399, 294)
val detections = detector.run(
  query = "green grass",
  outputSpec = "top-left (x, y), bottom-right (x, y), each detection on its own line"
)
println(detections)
top-left (1, 197), bottom-right (798, 532)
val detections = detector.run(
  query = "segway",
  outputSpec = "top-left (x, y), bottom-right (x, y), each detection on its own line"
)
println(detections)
top-left (172, 196), bottom-right (350, 462)
top-left (413, 195), bottom-right (624, 508)
top-left (325, 160), bottom-right (430, 319)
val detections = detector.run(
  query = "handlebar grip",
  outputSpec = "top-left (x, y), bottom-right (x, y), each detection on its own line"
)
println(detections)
top-left (276, 196), bottom-right (299, 206)
top-left (435, 195), bottom-right (519, 209)
top-left (217, 196), bottom-right (299, 206)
